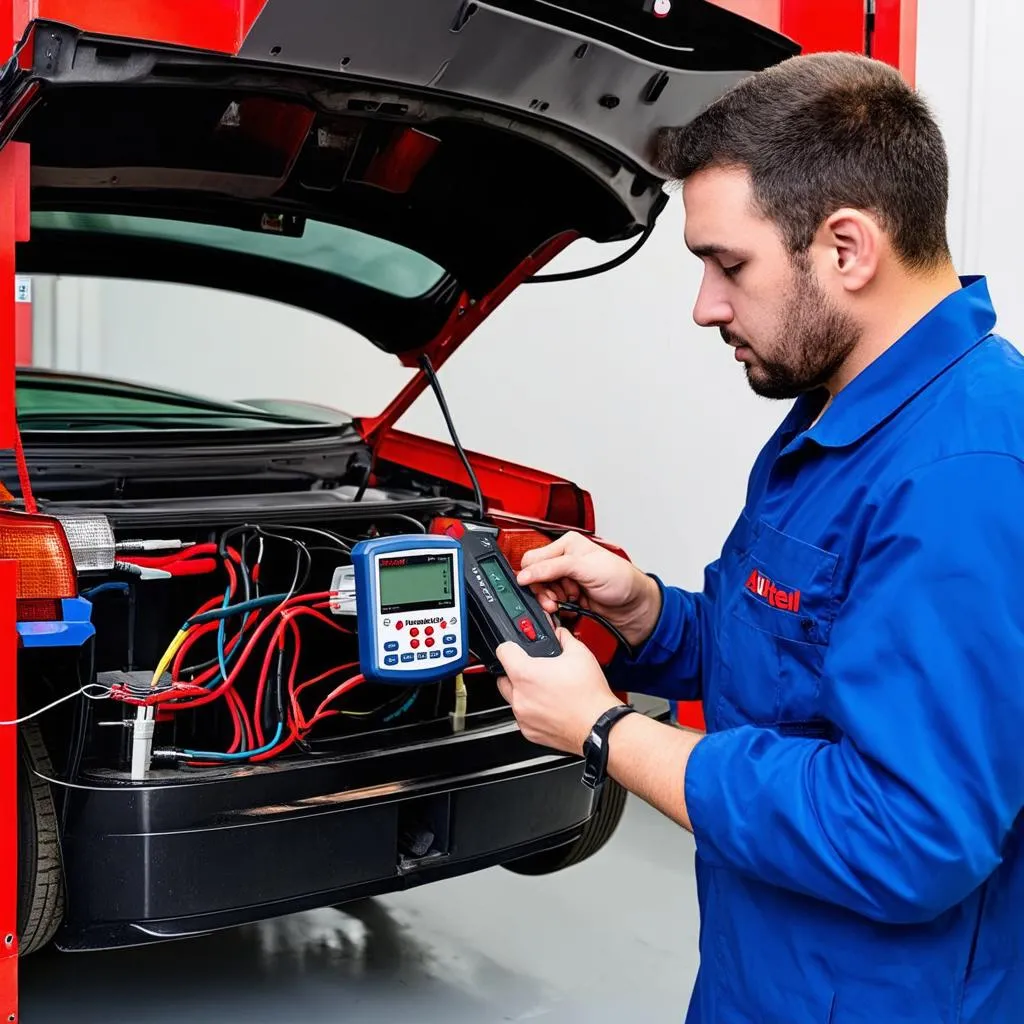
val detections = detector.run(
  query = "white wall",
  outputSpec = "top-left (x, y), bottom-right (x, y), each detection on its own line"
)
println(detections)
top-left (916, 0), bottom-right (1024, 341)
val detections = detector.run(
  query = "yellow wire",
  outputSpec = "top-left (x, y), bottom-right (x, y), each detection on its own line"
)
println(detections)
top-left (453, 672), bottom-right (467, 731)
top-left (151, 629), bottom-right (189, 689)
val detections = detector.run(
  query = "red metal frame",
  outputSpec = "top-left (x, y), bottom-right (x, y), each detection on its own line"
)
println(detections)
top-left (29, 0), bottom-right (269, 55)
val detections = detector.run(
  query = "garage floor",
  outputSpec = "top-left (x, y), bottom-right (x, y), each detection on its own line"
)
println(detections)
top-left (20, 796), bottom-right (700, 1023)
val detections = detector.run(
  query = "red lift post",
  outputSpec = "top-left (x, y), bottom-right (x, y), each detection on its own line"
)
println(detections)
top-left (0, 4), bottom-right (919, 1016)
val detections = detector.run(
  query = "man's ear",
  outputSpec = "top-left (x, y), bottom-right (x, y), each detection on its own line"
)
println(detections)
top-left (819, 208), bottom-right (881, 293)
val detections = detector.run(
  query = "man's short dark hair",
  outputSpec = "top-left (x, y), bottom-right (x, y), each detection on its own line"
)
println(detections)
top-left (656, 52), bottom-right (951, 271)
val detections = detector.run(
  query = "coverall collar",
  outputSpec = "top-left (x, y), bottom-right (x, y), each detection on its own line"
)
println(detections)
top-left (785, 275), bottom-right (997, 451)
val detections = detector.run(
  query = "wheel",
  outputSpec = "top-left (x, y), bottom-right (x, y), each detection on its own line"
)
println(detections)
top-left (503, 779), bottom-right (628, 876)
top-left (17, 724), bottom-right (66, 955)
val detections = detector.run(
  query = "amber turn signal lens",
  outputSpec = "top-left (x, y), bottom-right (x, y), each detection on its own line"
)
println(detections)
top-left (0, 509), bottom-right (77, 601)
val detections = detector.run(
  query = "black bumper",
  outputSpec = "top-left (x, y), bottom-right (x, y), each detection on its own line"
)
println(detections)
top-left (55, 713), bottom-right (596, 951)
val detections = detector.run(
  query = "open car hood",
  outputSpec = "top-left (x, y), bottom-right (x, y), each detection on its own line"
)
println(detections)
top-left (1, 0), bottom-right (796, 435)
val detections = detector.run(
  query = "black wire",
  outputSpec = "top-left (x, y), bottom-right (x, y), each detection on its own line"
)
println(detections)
top-left (263, 524), bottom-right (352, 553)
top-left (525, 223), bottom-right (655, 284)
top-left (377, 513), bottom-right (429, 534)
top-left (557, 602), bottom-right (634, 659)
top-left (418, 353), bottom-right (485, 519)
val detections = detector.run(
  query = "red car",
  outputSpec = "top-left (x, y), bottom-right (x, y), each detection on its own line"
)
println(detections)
top-left (0, 0), bottom-right (794, 953)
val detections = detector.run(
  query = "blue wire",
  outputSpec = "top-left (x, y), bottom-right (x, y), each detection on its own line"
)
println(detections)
top-left (383, 689), bottom-right (419, 722)
top-left (82, 582), bottom-right (130, 598)
top-left (184, 593), bottom-right (288, 628)
top-left (182, 722), bottom-right (283, 761)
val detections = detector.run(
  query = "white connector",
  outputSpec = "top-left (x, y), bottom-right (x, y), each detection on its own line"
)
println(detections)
top-left (115, 539), bottom-right (185, 553)
top-left (130, 705), bottom-right (156, 781)
top-left (451, 673), bottom-right (468, 732)
top-left (329, 565), bottom-right (358, 615)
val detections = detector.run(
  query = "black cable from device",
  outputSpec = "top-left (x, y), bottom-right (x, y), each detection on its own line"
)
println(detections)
top-left (525, 222), bottom-right (655, 284)
top-left (557, 601), bottom-right (635, 660)
top-left (418, 353), bottom-right (485, 519)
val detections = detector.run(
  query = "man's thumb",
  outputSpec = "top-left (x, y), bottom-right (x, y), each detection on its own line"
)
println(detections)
top-left (555, 626), bottom-right (584, 652)
top-left (495, 640), bottom-right (530, 674)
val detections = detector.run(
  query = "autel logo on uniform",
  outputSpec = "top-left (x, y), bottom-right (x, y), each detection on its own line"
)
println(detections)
top-left (745, 569), bottom-right (801, 612)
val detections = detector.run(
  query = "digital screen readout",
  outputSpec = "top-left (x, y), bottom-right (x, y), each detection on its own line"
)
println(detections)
top-left (479, 556), bottom-right (528, 622)
top-left (378, 554), bottom-right (453, 614)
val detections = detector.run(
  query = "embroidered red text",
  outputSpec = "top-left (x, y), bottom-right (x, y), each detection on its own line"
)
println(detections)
top-left (745, 569), bottom-right (801, 612)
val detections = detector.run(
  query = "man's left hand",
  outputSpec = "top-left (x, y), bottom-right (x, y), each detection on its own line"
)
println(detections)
top-left (495, 628), bottom-right (624, 755)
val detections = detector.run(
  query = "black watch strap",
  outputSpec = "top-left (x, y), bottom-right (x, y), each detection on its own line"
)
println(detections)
top-left (581, 704), bottom-right (637, 790)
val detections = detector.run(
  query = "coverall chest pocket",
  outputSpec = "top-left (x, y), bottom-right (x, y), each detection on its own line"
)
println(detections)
top-left (717, 519), bottom-right (840, 730)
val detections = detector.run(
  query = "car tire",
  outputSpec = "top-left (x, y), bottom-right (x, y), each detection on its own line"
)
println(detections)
top-left (502, 779), bottom-right (628, 876)
top-left (17, 724), bottom-right (65, 956)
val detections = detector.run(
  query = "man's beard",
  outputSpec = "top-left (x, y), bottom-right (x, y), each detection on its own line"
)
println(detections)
top-left (724, 258), bottom-right (861, 401)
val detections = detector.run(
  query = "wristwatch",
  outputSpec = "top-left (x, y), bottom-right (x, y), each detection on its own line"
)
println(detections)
top-left (581, 703), bottom-right (637, 791)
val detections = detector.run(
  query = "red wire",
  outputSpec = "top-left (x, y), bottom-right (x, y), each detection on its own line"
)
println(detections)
top-left (161, 592), bottom-right (332, 710)
top-left (225, 688), bottom-right (243, 754)
top-left (13, 424), bottom-right (37, 514)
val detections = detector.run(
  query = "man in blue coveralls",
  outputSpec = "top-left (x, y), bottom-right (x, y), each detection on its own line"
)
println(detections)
top-left (495, 52), bottom-right (1024, 1023)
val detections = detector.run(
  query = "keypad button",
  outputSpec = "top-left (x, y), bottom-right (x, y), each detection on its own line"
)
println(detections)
top-left (443, 647), bottom-right (458, 659)
top-left (395, 621), bottom-right (404, 630)
top-left (416, 652), bottom-right (428, 660)
top-left (443, 634), bottom-right (457, 645)
top-left (425, 637), bottom-right (435, 648)
top-left (410, 639), bottom-right (420, 649)
top-left (440, 620), bottom-right (448, 629)
top-left (425, 626), bottom-right (434, 636)
top-left (384, 655), bottom-right (399, 666)
top-left (429, 651), bottom-right (441, 660)
top-left (518, 617), bottom-right (537, 641)
top-left (384, 641), bottom-right (399, 652)
top-left (409, 627), bottom-right (420, 637)
top-left (401, 653), bottom-right (415, 663)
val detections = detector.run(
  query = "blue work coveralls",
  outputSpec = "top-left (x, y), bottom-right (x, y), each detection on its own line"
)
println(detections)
top-left (608, 277), bottom-right (1024, 1022)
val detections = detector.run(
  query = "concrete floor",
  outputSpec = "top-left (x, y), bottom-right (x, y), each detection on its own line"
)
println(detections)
top-left (20, 796), bottom-right (700, 1023)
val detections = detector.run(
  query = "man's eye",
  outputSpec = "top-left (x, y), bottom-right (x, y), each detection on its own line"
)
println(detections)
top-left (722, 263), bottom-right (744, 279)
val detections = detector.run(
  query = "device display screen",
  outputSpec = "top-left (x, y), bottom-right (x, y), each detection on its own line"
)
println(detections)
top-left (378, 554), bottom-right (453, 614)
top-left (479, 556), bottom-right (528, 622)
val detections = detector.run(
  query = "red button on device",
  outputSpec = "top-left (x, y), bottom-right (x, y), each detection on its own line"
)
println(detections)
top-left (409, 627), bottom-right (419, 637)
top-left (426, 638), bottom-right (435, 648)
top-left (425, 626), bottom-right (434, 636)
top-left (396, 621), bottom-right (404, 630)
top-left (518, 617), bottom-right (537, 641)
top-left (410, 639), bottom-right (420, 649)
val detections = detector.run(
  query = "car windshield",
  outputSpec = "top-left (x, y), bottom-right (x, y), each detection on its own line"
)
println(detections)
top-left (15, 371), bottom-right (323, 431)
top-left (31, 211), bottom-right (446, 300)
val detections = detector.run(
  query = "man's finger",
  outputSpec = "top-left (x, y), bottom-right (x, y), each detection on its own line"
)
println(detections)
top-left (496, 676), bottom-right (513, 704)
top-left (519, 536), bottom-right (570, 570)
top-left (517, 554), bottom-right (577, 587)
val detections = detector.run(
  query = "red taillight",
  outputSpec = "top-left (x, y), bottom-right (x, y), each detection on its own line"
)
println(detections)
top-left (0, 510), bottom-right (78, 619)
top-left (15, 599), bottom-right (61, 622)
top-left (545, 484), bottom-right (595, 532)
top-left (496, 528), bottom-right (552, 573)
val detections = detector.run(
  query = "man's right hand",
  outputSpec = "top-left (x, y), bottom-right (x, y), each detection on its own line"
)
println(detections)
top-left (516, 532), bottom-right (662, 649)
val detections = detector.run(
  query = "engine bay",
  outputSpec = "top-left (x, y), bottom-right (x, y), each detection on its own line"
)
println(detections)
top-left (20, 506), bottom-right (529, 786)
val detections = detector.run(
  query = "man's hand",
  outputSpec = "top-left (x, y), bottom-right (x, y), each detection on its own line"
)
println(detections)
top-left (495, 628), bottom-right (623, 755)
top-left (516, 532), bottom-right (662, 648)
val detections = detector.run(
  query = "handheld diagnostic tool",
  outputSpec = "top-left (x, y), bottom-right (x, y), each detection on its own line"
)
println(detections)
top-left (352, 535), bottom-right (469, 685)
top-left (454, 523), bottom-right (562, 674)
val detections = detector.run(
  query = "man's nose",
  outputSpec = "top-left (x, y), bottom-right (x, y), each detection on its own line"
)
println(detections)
top-left (692, 278), bottom-right (733, 328)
